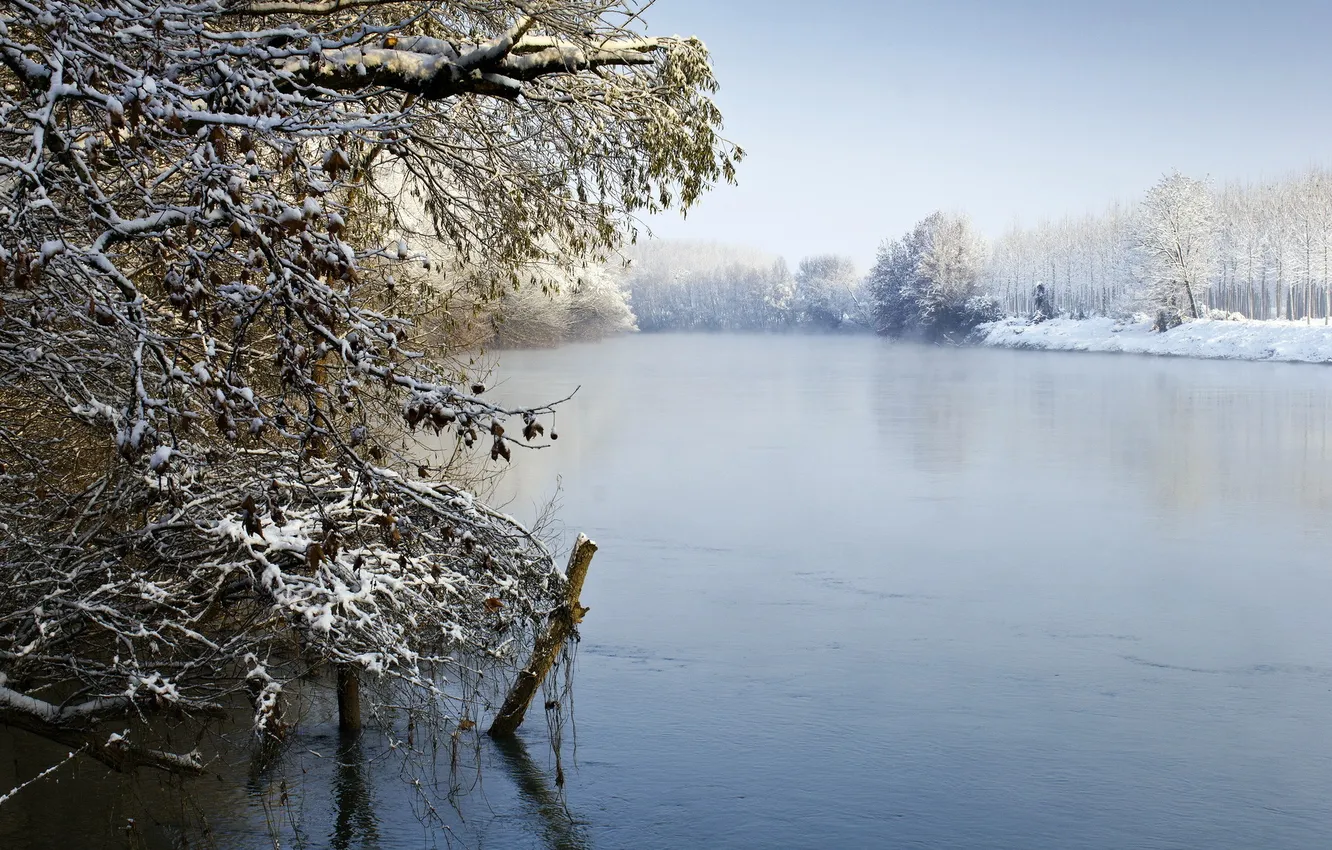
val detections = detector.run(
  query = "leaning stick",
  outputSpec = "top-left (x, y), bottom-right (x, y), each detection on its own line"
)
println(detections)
top-left (488, 533), bottom-right (596, 737)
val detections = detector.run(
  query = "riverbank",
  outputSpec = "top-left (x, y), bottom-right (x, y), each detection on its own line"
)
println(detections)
top-left (974, 316), bottom-right (1332, 364)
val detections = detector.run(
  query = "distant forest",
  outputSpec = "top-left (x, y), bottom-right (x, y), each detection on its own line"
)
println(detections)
top-left (488, 166), bottom-right (1332, 347)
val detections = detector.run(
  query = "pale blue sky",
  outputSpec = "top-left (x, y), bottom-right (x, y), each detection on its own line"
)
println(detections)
top-left (639, 0), bottom-right (1332, 269)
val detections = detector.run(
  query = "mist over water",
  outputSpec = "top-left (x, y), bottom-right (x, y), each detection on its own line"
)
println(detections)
top-left (6, 334), bottom-right (1332, 848)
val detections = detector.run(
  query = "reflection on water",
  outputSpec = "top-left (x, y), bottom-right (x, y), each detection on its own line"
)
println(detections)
top-left (0, 718), bottom-right (592, 848)
top-left (5, 334), bottom-right (1332, 848)
top-left (331, 736), bottom-right (381, 850)
top-left (866, 343), bottom-right (1332, 519)
top-left (493, 735), bottom-right (589, 850)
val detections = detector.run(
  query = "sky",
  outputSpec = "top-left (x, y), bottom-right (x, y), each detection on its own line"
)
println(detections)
top-left (636, 0), bottom-right (1332, 270)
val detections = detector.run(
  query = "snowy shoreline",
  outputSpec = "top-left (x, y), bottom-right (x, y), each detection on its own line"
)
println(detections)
top-left (973, 316), bottom-right (1332, 365)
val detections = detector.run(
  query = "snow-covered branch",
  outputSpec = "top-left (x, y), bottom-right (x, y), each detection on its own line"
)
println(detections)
top-left (0, 746), bottom-right (84, 806)
top-left (224, 0), bottom-right (399, 14)
top-left (292, 35), bottom-right (662, 100)
top-left (0, 0), bottom-right (738, 777)
top-left (0, 683), bottom-right (202, 774)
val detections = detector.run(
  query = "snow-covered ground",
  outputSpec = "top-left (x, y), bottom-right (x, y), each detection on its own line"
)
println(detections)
top-left (974, 316), bottom-right (1332, 364)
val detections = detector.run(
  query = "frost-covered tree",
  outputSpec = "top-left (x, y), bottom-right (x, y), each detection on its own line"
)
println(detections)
top-left (867, 213), bottom-right (940, 337)
top-left (0, 0), bottom-right (737, 776)
top-left (1031, 283), bottom-right (1055, 322)
top-left (623, 240), bottom-right (794, 331)
top-left (793, 254), bottom-right (859, 329)
top-left (982, 206), bottom-right (1138, 320)
top-left (976, 167), bottom-right (1332, 322)
top-left (1135, 172), bottom-right (1217, 319)
top-left (869, 212), bottom-right (995, 339)
top-left (1286, 169), bottom-right (1332, 323)
top-left (488, 261), bottom-right (635, 347)
top-left (568, 265), bottom-right (638, 340)
top-left (915, 212), bottom-right (993, 334)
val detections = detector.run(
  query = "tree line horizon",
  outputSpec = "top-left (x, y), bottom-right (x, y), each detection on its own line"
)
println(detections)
top-left (579, 167), bottom-right (1332, 343)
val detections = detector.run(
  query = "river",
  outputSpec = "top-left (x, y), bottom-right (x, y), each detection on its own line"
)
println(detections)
top-left (5, 333), bottom-right (1332, 848)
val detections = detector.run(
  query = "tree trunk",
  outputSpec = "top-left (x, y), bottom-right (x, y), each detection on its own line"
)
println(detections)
top-left (337, 663), bottom-right (362, 735)
top-left (1248, 268), bottom-right (1255, 320)
top-left (1183, 280), bottom-right (1200, 319)
top-left (489, 534), bottom-right (597, 738)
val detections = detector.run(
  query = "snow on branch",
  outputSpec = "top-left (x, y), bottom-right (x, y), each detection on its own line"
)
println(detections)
top-left (0, 746), bottom-right (85, 806)
top-left (0, 682), bottom-right (203, 774)
top-left (223, 0), bottom-right (400, 14)
top-left (455, 14), bottom-right (538, 72)
top-left (290, 32), bottom-right (663, 100)
top-left (0, 0), bottom-right (737, 776)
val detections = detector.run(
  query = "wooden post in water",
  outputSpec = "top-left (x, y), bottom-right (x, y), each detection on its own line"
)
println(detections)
top-left (489, 534), bottom-right (596, 738)
top-left (337, 663), bottom-right (362, 734)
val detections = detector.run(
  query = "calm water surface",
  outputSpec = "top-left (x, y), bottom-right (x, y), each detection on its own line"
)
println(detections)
top-left (5, 334), bottom-right (1332, 848)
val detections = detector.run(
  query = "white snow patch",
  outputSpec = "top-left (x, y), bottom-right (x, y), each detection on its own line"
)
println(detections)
top-left (148, 445), bottom-right (172, 471)
top-left (975, 317), bottom-right (1332, 365)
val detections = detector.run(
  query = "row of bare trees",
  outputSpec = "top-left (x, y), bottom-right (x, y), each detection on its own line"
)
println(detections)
top-left (624, 168), bottom-right (1332, 339)
top-left (622, 241), bottom-right (864, 331)
top-left (984, 168), bottom-right (1332, 322)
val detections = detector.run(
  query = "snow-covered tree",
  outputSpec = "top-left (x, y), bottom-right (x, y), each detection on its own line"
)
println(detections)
top-left (869, 212), bottom-right (995, 339)
top-left (1135, 172), bottom-right (1217, 319)
top-left (793, 254), bottom-right (859, 329)
top-left (568, 265), bottom-right (637, 340)
top-left (867, 213), bottom-right (940, 337)
top-left (0, 0), bottom-right (737, 776)
top-left (915, 213), bottom-right (991, 334)
top-left (974, 167), bottom-right (1332, 323)
top-left (487, 261), bottom-right (635, 347)
top-left (622, 240), bottom-right (795, 331)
